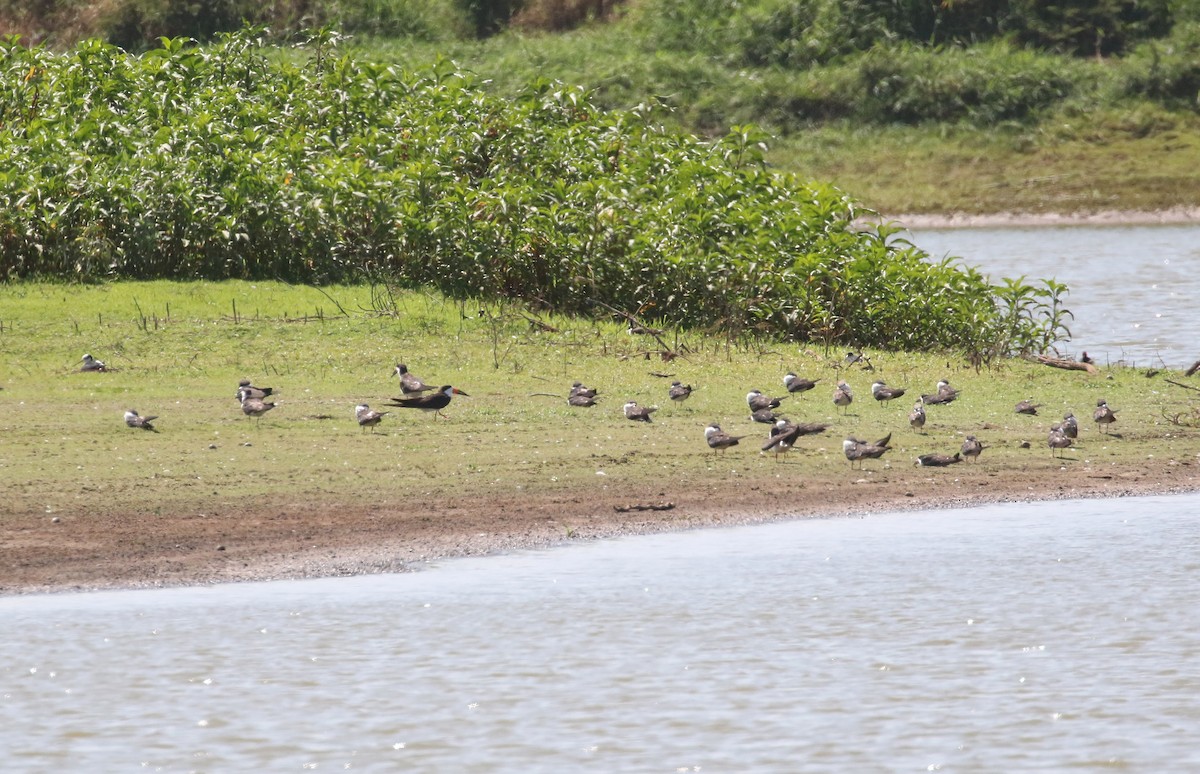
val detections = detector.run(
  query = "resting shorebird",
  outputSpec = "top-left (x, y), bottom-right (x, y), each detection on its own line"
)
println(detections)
top-left (240, 394), bottom-right (276, 424)
top-left (909, 400), bottom-right (927, 432)
top-left (394, 363), bottom-right (436, 395)
top-left (669, 381), bottom-right (694, 403)
top-left (1048, 426), bottom-right (1073, 458)
top-left (387, 385), bottom-right (468, 419)
top-left (1080, 351), bottom-right (1095, 365)
top-left (917, 451), bottom-right (962, 467)
top-left (1014, 398), bottom-right (1041, 415)
top-left (782, 372), bottom-right (820, 396)
top-left (570, 381), bottom-right (598, 399)
top-left (80, 353), bottom-right (108, 372)
top-left (843, 432), bottom-right (891, 469)
top-left (624, 401), bottom-right (656, 422)
top-left (236, 378), bottom-right (274, 402)
top-left (832, 381), bottom-right (853, 414)
top-left (751, 407), bottom-right (784, 425)
top-left (1061, 412), bottom-right (1079, 439)
top-left (1094, 399), bottom-right (1118, 433)
top-left (747, 389), bottom-right (784, 412)
top-left (961, 435), bottom-right (984, 463)
top-left (704, 423), bottom-right (744, 452)
top-left (354, 403), bottom-right (389, 433)
top-left (922, 379), bottom-right (958, 405)
top-left (568, 391), bottom-right (598, 407)
top-left (762, 419), bottom-right (829, 460)
top-left (124, 410), bottom-right (158, 431)
top-left (871, 381), bottom-right (906, 406)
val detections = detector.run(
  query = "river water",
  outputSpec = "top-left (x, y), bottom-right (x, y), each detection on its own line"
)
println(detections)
top-left (4, 494), bottom-right (1199, 772)
top-left (908, 223), bottom-right (1200, 369)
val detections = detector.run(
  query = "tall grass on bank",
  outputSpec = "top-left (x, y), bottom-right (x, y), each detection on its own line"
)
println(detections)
top-left (0, 30), bottom-right (1070, 358)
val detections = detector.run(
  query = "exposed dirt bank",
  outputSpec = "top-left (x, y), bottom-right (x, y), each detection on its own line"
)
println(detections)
top-left (891, 207), bottom-right (1200, 230)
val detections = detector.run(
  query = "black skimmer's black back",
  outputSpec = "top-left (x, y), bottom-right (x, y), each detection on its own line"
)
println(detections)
top-left (1014, 398), bottom-right (1041, 415)
top-left (568, 392), bottom-right (598, 407)
top-left (917, 451), bottom-right (962, 467)
top-left (750, 408), bottom-right (784, 424)
top-left (704, 424), bottom-right (744, 452)
top-left (669, 381), bottom-right (693, 403)
top-left (237, 379), bottom-right (275, 402)
top-left (570, 381), bottom-right (598, 399)
top-left (387, 385), bottom-right (467, 419)
top-left (394, 363), bottom-right (436, 395)
top-left (843, 432), bottom-right (891, 469)
top-left (746, 389), bottom-right (784, 412)
top-left (124, 410), bottom-right (158, 431)
top-left (871, 381), bottom-right (906, 405)
top-left (782, 373), bottom-right (819, 395)
top-left (921, 380), bottom-right (958, 405)
top-left (623, 401), bottom-right (656, 422)
top-left (81, 353), bottom-right (108, 372)
top-left (355, 403), bottom-right (389, 432)
top-left (762, 419), bottom-right (829, 459)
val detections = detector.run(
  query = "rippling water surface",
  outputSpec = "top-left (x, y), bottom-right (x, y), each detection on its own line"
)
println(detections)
top-left (4, 495), bottom-right (1200, 772)
top-left (909, 224), bottom-right (1200, 368)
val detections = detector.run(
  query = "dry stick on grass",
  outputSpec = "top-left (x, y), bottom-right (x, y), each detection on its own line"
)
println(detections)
top-left (588, 297), bottom-right (681, 361)
top-left (613, 502), bottom-right (676, 513)
top-left (1165, 378), bottom-right (1200, 393)
top-left (1029, 354), bottom-right (1100, 374)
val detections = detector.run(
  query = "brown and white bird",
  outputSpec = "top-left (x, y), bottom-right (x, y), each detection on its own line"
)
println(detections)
top-left (568, 391), bottom-right (598, 407)
top-left (909, 400), bottom-right (927, 432)
top-left (750, 407), bottom-right (785, 425)
top-left (624, 401), bottom-right (657, 422)
top-left (387, 385), bottom-right (468, 419)
top-left (782, 372), bottom-right (820, 396)
top-left (1048, 426), bottom-right (1073, 458)
top-left (843, 432), bottom-right (891, 469)
top-left (81, 353), bottom-right (108, 372)
top-left (871, 381), bottom-right (906, 406)
top-left (762, 419), bottom-right (830, 460)
top-left (1094, 399), bottom-right (1118, 433)
top-left (921, 379), bottom-right (959, 405)
top-left (1061, 412), bottom-right (1079, 439)
top-left (570, 381), bottom-right (598, 399)
top-left (394, 363), bottom-right (436, 395)
top-left (832, 381), bottom-right (853, 414)
top-left (961, 435), bottom-right (984, 463)
top-left (240, 394), bottom-right (276, 423)
top-left (354, 403), bottom-right (389, 433)
top-left (236, 379), bottom-right (274, 402)
top-left (917, 451), bottom-right (962, 467)
top-left (704, 423), bottom-right (745, 452)
top-left (124, 409), bottom-right (158, 431)
top-left (747, 389), bottom-right (784, 412)
top-left (669, 381), bottom-right (694, 403)
top-left (1014, 398), bottom-right (1041, 415)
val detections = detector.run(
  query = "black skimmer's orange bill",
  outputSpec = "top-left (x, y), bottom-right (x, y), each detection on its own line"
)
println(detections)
top-left (782, 373), bottom-right (819, 395)
top-left (961, 435), bottom-right (984, 462)
top-left (842, 432), bottom-right (891, 469)
top-left (750, 407), bottom-right (784, 424)
top-left (762, 419), bottom-right (829, 458)
top-left (387, 385), bottom-right (467, 419)
top-left (124, 409), bottom-right (158, 431)
top-left (832, 381), bottom-right (853, 413)
top-left (917, 451), bottom-right (962, 467)
top-left (355, 403), bottom-right (389, 432)
top-left (237, 379), bottom-right (275, 402)
top-left (909, 400), bottom-right (927, 432)
top-left (1094, 399), bottom-right (1117, 433)
top-left (746, 389), bottom-right (784, 412)
top-left (1014, 398), bottom-right (1041, 415)
top-left (240, 395), bottom-right (276, 421)
top-left (394, 363), bottom-right (436, 395)
top-left (921, 380), bottom-right (958, 405)
top-left (1061, 412), bottom-right (1079, 439)
top-left (623, 401), bottom-right (656, 422)
top-left (568, 392), bottom-right (598, 407)
top-left (871, 381), bottom-right (906, 405)
top-left (704, 423), bottom-right (744, 452)
top-left (668, 381), bottom-right (693, 402)
top-left (81, 353), bottom-right (108, 372)
top-left (570, 381), bottom-right (598, 399)
top-left (1048, 427), bottom-right (1073, 457)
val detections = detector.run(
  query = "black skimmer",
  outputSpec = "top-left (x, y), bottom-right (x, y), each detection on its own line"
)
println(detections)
top-left (623, 401), bottom-right (657, 422)
top-left (1080, 351), bottom-right (1095, 365)
top-left (124, 410), bottom-right (158, 431)
top-left (240, 394), bottom-right (276, 423)
top-left (1094, 399), bottom-right (1117, 433)
top-left (236, 378), bottom-right (275, 402)
top-left (917, 451), bottom-right (962, 467)
top-left (355, 403), bottom-right (389, 433)
top-left (750, 407), bottom-right (784, 424)
top-left (567, 392), bottom-right (598, 407)
top-left (921, 380), bottom-right (958, 405)
top-left (762, 419), bottom-right (829, 459)
top-left (909, 400), bottom-right (927, 432)
top-left (961, 435), bottom-right (984, 463)
top-left (80, 353), bottom-right (108, 372)
top-left (832, 381), bottom-right (853, 414)
top-left (387, 385), bottom-right (467, 419)
top-left (871, 381), bottom-right (906, 406)
top-left (668, 381), bottom-right (693, 403)
top-left (843, 432), bottom-right (891, 469)
top-left (844, 351), bottom-right (873, 370)
top-left (1014, 398), bottom-right (1041, 415)
top-left (782, 373), bottom-right (820, 396)
top-left (394, 363), bottom-right (436, 395)
top-left (1061, 412), bottom-right (1079, 439)
top-left (746, 389), bottom-right (784, 412)
top-left (704, 424), bottom-right (745, 452)
top-left (570, 381), bottom-right (598, 399)
top-left (1048, 426), bottom-right (1073, 457)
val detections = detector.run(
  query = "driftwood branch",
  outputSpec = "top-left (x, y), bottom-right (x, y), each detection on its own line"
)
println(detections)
top-left (1185, 360), bottom-right (1200, 377)
top-left (1030, 354), bottom-right (1099, 374)
top-left (613, 502), bottom-right (676, 513)
top-left (1165, 378), bottom-right (1200, 393)
top-left (588, 297), bottom-right (680, 360)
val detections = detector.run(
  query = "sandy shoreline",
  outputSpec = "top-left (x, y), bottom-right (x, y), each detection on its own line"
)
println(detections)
top-left (6, 460), bottom-right (1198, 597)
top-left (888, 207), bottom-right (1200, 230)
